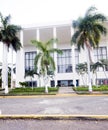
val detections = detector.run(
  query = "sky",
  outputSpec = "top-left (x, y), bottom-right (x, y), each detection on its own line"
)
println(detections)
top-left (0, 0), bottom-right (108, 63)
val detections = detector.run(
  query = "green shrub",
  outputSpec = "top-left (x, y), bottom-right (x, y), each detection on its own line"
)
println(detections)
top-left (73, 87), bottom-right (88, 91)
top-left (19, 82), bottom-right (28, 87)
top-left (9, 87), bottom-right (58, 95)
top-left (74, 85), bottom-right (108, 91)
top-left (48, 87), bottom-right (59, 92)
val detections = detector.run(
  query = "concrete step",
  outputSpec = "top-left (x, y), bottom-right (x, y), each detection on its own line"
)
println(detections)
top-left (58, 87), bottom-right (75, 94)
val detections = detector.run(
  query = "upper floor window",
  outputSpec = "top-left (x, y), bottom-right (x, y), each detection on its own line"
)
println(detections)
top-left (57, 49), bottom-right (72, 73)
top-left (75, 49), bottom-right (79, 64)
top-left (94, 46), bottom-right (108, 71)
top-left (94, 46), bottom-right (107, 62)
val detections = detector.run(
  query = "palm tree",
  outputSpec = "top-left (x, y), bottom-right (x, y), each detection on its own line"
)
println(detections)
top-left (0, 13), bottom-right (22, 93)
top-left (32, 39), bottom-right (62, 93)
top-left (71, 6), bottom-right (107, 92)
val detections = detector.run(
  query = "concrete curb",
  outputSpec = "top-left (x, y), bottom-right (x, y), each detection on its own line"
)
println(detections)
top-left (0, 115), bottom-right (108, 120)
top-left (0, 94), bottom-right (108, 98)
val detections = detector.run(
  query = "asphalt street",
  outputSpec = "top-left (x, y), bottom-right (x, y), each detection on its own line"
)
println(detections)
top-left (0, 119), bottom-right (108, 130)
top-left (0, 95), bottom-right (108, 115)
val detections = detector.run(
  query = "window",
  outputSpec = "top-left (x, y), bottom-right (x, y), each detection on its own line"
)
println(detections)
top-left (57, 80), bottom-right (73, 86)
top-left (57, 49), bottom-right (72, 73)
top-left (57, 80), bottom-right (78, 87)
top-left (25, 52), bottom-right (36, 72)
top-left (96, 79), bottom-right (108, 85)
top-left (94, 47), bottom-right (107, 62)
top-left (94, 46), bottom-right (108, 71)
top-left (75, 49), bottom-right (79, 64)
top-left (26, 81), bottom-right (37, 87)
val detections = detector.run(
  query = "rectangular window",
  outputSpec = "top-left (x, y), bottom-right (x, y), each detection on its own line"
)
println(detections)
top-left (96, 79), bottom-right (108, 85)
top-left (75, 49), bottom-right (79, 64)
top-left (94, 47), bottom-right (107, 62)
top-left (94, 46), bottom-right (108, 71)
top-left (25, 51), bottom-right (36, 72)
top-left (57, 49), bottom-right (72, 73)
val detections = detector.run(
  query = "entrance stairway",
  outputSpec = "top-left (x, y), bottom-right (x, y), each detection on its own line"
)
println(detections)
top-left (58, 87), bottom-right (75, 94)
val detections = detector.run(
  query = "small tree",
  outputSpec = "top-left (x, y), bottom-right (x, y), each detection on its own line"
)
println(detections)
top-left (32, 39), bottom-right (62, 93)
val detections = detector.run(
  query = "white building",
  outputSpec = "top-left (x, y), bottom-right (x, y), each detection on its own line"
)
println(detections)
top-left (16, 22), bottom-right (108, 88)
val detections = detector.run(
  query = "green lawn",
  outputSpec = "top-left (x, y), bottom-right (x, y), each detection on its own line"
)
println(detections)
top-left (73, 85), bottom-right (108, 94)
top-left (7, 87), bottom-right (59, 95)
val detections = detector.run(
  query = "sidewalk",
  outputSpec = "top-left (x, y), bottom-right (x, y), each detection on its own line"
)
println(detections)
top-left (58, 87), bottom-right (75, 94)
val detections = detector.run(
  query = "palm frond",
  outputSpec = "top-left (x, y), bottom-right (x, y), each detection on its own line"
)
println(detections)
top-left (49, 48), bottom-right (62, 54)
top-left (0, 13), bottom-right (11, 28)
top-left (11, 36), bottom-right (22, 51)
top-left (71, 30), bottom-right (81, 44)
top-left (94, 23), bottom-right (107, 35)
top-left (0, 13), bottom-right (22, 50)
top-left (31, 40), bottom-right (45, 52)
top-left (34, 53), bottom-right (42, 68)
top-left (71, 6), bottom-right (107, 52)
top-left (92, 14), bottom-right (107, 22)
top-left (46, 38), bottom-right (58, 47)
top-left (85, 6), bottom-right (97, 16)
top-left (48, 56), bottom-right (56, 70)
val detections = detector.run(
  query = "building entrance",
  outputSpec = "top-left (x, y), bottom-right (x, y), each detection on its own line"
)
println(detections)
top-left (57, 80), bottom-right (73, 87)
top-left (57, 80), bottom-right (79, 87)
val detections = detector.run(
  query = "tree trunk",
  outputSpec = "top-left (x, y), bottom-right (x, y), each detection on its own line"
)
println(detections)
top-left (11, 46), bottom-right (13, 89)
top-left (31, 77), bottom-right (33, 90)
top-left (2, 43), bottom-right (8, 94)
top-left (95, 72), bottom-right (98, 87)
top-left (44, 70), bottom-right (49, 93)
top-left (86, 46), bottom-right (92, 92)
top-left (39, 76), bottom-right (41, 87)
top-left (81, 75), bottom-right (86, 87)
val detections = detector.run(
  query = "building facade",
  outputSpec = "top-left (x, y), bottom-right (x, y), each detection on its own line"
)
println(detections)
top-left (16, 22), bottom-right (108, 87)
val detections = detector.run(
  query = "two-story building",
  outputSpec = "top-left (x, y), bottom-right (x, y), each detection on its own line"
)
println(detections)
top-left (16, 22), bottom-right (108, 88)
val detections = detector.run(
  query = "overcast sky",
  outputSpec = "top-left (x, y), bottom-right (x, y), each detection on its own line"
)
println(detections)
top-left (0, 0), bottom-right (108, 63)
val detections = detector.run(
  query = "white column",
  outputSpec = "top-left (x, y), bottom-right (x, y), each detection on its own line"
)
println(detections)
top-left (2, 43), bottom-right (8, 93)
top-left (71, 27), bottom-right (76, 87)
top-left (11, 45), bottom-right (14, 89)
top-left (36, 28), bottom-right (40, 87)
top-left (16, 30), bottom-right (24, 87)
top-left (53, 27), bottom-right (57, 87)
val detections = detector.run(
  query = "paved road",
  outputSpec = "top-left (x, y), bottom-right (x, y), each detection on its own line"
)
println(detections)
top-left (0, 119), bottom-right (108, 130)
top-left (0, 95), bottom-right (108, 115)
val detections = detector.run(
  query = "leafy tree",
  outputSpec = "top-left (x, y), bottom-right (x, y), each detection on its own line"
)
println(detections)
top-left (71, 6), bottom-right (107, 92)
top-left (32, 39), bottom-right (62, 93)
top-left (0, 13), bottom-right (22, 93)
